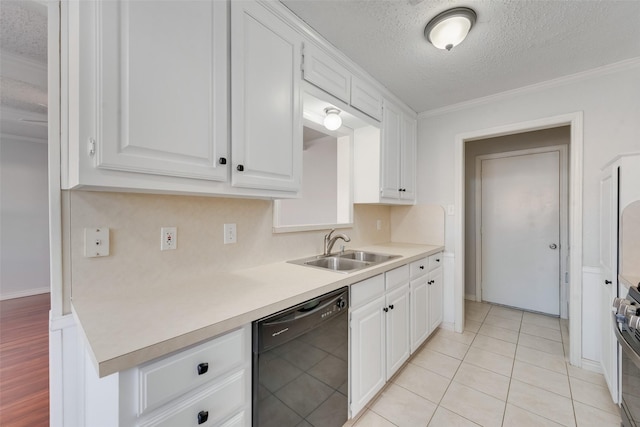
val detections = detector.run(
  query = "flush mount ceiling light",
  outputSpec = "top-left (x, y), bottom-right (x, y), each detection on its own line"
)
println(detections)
top-left (323, 107), bottom-right (342, 131)
top-left (424, 7), bottom-right (477, 51)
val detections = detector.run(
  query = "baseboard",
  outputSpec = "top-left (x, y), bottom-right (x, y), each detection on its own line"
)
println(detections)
top-left (439, 322), bottom-right (455, 331)
top-left (1, 286), bottom-right (50, 300)
top-left (580, 358), bottom-right (604, 374)
top-left (465, 294), bottom-right (477, 302)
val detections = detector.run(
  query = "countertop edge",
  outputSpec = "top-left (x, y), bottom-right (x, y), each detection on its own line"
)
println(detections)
top-left (74, 243), bottom-right (444, 377)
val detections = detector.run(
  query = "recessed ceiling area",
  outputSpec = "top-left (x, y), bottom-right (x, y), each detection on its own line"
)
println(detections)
top-left (281, 0), bottom-right (640, 113)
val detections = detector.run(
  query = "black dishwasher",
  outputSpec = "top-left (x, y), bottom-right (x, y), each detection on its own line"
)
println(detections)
top-left (252, 287), bottom-right (349, 427)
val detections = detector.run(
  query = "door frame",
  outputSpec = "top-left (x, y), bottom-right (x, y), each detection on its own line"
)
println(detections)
top-left (474, 145), bottom-right (569, 317)
top-left (454, 112), bottom-right (583, 367)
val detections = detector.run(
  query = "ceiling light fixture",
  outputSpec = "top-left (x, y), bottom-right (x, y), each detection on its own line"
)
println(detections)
top-left (424, 7), bottom-right (477, 51)
top-left (323, 107), bottom-right (342, 131)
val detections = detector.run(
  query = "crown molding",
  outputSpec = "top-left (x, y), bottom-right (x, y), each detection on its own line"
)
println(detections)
top-left (418, 57), bottom-right (640, 119)
top-left (0, 50), bottom-right (47, 88)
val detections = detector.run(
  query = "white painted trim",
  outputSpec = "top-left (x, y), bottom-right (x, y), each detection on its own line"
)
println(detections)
top-left (583, 266), bottom-right (604, 275)
top-left (454, 112), bottom-right (583, 365)
top-left (474, 145), bottom-right (569, 317)
top-left (438, 322), bottom-right (455, 331)
top-left (51, 312), bottom-right (76, 331)
top-left (0, 49), bottom-right (48, 88)
top-left (581, 358), bottom-right (604, 374)
top-left (419, 57), bottom-right (640, 118)
top-left (0, 287), bottom-right (50, 300)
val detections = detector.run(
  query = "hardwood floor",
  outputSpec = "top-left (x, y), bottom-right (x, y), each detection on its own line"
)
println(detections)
top-left (0, 293), bottom-right (50, 427)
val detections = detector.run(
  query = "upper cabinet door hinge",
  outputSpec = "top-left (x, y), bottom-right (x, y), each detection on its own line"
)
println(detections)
top-left (300, 43), bottom-right (305, 73)
top-left (88, 138), bottom-right (96, 157)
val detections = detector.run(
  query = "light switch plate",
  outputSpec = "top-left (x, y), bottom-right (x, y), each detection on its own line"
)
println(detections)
top-left (84, 227), bottom-right (110, 257)
top-left (447, 204), bottom-right (455, 216)
top-left (224, 223), bottom-right (237, 244)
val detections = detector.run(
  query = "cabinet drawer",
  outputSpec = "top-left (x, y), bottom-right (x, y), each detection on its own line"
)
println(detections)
top-left (385, 265), bottom-right (409, 290)
top-left (351, 274), bottom-right (385, 308)
top-left (139, 369), bottom-right (248, 427)
top-left (138, 326), bottom-right (248, 415)
top-left (429, 253), bottom-right (442, 271)
top-left (410, 258), bottom-right (428, 279)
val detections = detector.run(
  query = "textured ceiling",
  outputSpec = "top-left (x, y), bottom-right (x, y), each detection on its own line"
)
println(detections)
top-left (0, 0), bottom-right (48, 140)
top-left (282, 0), bottom-right (640, 113)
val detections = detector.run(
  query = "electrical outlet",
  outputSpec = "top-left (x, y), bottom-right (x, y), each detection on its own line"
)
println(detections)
top-left (84, 227), bottom-right (110, 257)
top-left (161, 227), bottom-right (177, 251)
top-left (224, 223), bottom-right (237, 244)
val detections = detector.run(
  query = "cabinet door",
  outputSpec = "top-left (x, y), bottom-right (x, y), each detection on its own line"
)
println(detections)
top-left (410, 277), bottom-right (429, 353)
top-left (380, 100), bottom-right (402, 199)
top-left (385, 283), bottom-right (410, 380)
top-left (350, 295), bottom-right (386, 417)
top-left (351, 76), bottom-right (383, 121)
top-left (400, 114), bottom-right (416, 201)
top-left (231, 1), bottom-right (302, 192)
top-left (429, 268), bottom-right (443, 333)
top-left (303, 43), bottom-right (351, 103)
top-left (96, 1), bottom-right (227, 181)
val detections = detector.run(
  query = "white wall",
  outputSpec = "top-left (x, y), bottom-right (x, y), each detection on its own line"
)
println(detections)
top-left (417, 59), bottom-right (640, 361)
top-left (0, 137), bottom-right (50, 299)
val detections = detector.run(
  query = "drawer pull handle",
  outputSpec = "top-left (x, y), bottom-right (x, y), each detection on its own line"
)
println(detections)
top-left (197, 362), bottom-right (209, 375)
top-left (605, 280), bottom-right (612, 285)
top-left (383, 307), bottom-right (389, 313)
top-left (419, 265), bottom-right (424, 270)
top-left (436, 259), bottom-right (440, 262)
top-left (197, 410), bottom-right (209, 424)
top-left (389, 304), bottom-right (394, 310)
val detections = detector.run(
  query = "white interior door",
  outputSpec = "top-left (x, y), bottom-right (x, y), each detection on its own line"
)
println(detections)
top-left (481, 151), bottom-right (560, 315)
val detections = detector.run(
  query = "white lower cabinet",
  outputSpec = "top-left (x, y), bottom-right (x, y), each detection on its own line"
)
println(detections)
top-left (84, 325), bottom-right (251, 427)
top-left (350, 253), bottom-right (444, 417)
top-left (349, 267), bottom-right (411, 417)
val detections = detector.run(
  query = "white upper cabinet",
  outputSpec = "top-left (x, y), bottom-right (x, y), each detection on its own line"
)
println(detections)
top-left (231, 0), bottom-right (303, 192)
top-left (302, 43), bottom-right (351, 103)
top-left (354, 99), bottom-right (416, 205)
top-left (350, 76), bottom-right (383, 121)
top-left (302, 43), bottom-right (383, 121)
top-left (87, 0), bottom-right (228, 182)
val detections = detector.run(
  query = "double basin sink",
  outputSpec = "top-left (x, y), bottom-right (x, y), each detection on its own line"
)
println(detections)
top-left (289, 250), bottom-right (400, 273)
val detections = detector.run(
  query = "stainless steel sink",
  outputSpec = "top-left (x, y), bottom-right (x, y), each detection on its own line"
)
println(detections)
top-left (337, 250), bottom-right (400, 263)
top-left (289, 250), bottom-right (400, 273)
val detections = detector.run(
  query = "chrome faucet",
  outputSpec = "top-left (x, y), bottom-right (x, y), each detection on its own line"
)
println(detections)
top-left (323, 229), bottom-right (351, 256)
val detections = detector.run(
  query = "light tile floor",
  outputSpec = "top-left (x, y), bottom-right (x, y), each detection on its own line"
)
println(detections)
top-left (349, 301), bottom-right (621, 427)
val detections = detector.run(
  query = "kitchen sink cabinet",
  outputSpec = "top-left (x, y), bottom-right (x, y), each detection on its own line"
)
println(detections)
top-left (353, 99), bottom-right (417, 205)
top-left (349, 267), bottom-right (411, 417)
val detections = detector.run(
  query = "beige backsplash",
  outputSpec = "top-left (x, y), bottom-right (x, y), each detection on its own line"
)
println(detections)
top-left (621, 201), bottom-right (640, 278)
top-left (64, 191), bottom-right (444, 314)
top-left (66, 191), bottom-right (391, 308)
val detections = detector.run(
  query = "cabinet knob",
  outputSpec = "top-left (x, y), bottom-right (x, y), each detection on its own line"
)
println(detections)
top-left (436, 259), bottom-right (440, 262)
top-left (605, 280), bottom-right (612, 285)
top-left (383, 307), bottom-right (389, 313)
top-left (389, 304), bottom-right (394, 310)
top-left (197, 362), bottom-right (209, 375)
top-left (197, 410), bottom-right (209, 425)
top-left (218, 157), bottom-right (227, 165)
top-left (236, 164), bottom-right (244, 172)
top-left (419, 265), bottom-right (424, 270)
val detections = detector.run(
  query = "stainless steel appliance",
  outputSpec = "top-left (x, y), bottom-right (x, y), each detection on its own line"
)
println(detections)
top-left (613, 285), bottom-right (640, 426)
top-left (252, 287), bottom-right (349, 427)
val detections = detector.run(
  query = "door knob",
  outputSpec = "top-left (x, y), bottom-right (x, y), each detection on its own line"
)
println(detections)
top-left (549, 243), bottom-right (558, 249)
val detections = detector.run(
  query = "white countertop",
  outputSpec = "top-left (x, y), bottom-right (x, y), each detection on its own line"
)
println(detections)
top-left (620, 274), bottom-right (640, 290)
top-left (72, 243), bottom-right (443, 377)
